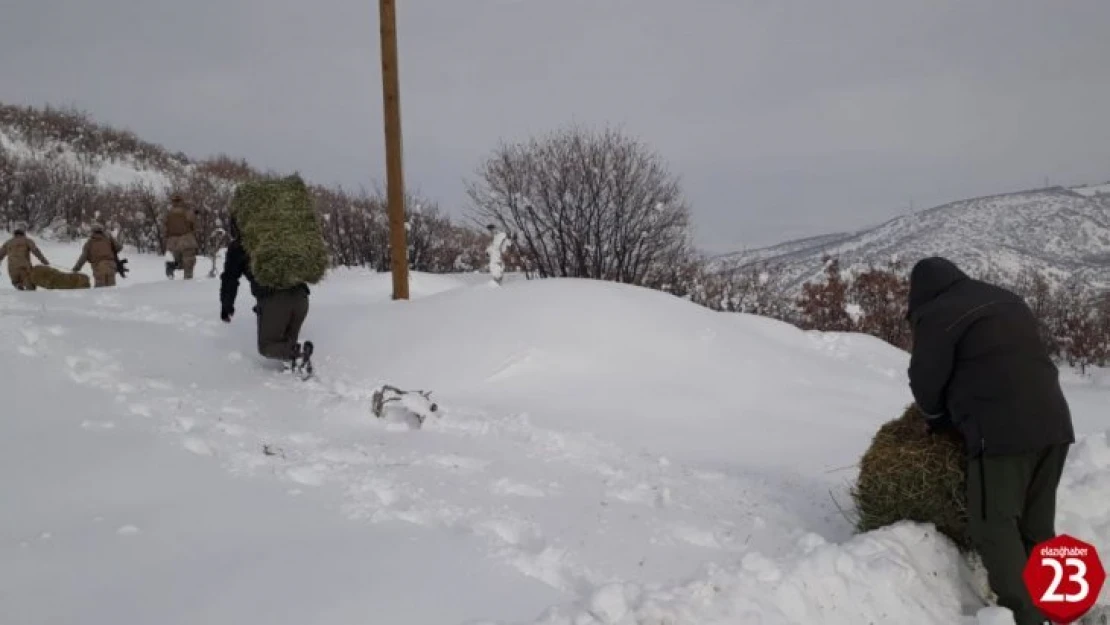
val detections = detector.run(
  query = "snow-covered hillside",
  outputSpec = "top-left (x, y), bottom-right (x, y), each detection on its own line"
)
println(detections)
top-left (2, 239), bottom-right (1108, 625)
top-left (1073, 182), bottom-right (1110, 198)
top-left (717, 186), bottom-right (1110, 291)
top-left (0, 120), bottom-right (179, 193)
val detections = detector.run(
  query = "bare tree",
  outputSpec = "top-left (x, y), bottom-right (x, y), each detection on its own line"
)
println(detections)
top-left (849, 259), bottom-right (912, 350)
top-left (795, 256), bottom-right (855, 332)
top-left (465, 124), bottom-right (692, 284)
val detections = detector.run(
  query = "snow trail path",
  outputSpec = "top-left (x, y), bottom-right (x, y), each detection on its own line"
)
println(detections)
top-left (1, 288), bottom-right (846, 601)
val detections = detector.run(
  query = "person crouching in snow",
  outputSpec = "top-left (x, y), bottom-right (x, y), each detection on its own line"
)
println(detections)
top-left (905, 256), bottom-right (1074, 625)
top-left (218, 217), bottom-right (313, 370)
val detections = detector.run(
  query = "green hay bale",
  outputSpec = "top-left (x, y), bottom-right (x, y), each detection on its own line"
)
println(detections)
top-left (851, 403), bottom-right (972, 550)
top-left (30, 265), bottom-right (91, 289)
top-left (229, 174), bottom-right (328, 290)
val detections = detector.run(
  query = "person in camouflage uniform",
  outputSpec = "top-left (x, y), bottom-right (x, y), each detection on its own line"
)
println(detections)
top-left (0, 229), bottom-right (50, 290)
top-left (73, 225), bottom-right (123, 288)
top-left (163, 193), bottom-right (198, 280)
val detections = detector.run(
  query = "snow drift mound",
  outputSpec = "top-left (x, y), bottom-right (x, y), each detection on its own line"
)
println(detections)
top-left (323, 276), bottom-right (911, 473)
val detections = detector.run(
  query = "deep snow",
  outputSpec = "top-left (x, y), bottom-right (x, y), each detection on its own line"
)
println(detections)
top-left (1, 237), bottom-right (1107, 625)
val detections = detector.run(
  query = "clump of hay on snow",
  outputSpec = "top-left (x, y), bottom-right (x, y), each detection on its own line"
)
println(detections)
top-left (851, 403), bottom-right (971, 550)
top-left (230, 174), bottom-right (328, 290)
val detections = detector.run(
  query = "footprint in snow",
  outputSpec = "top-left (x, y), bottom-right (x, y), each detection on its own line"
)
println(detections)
top-left (286, 464), bottom-right (328, 486)
top-left (80, 420), bottom-right (116, 430)
top-left (182, 438), bottom-right (214, 456)
top-left (477, 518), bottom-right (543, 548)
top-left (422, 454), bottom-right (491, 471)
top-left (319, 448), bottom-right (373, 465)
top-left (349, 479), bottom-right (399, 507)
top-left (84, 348), bottom-right (112, 362)
top-left (116, 525), bottom-right (140, 536)
top-left (128, 404), bottom-right (152, 418)
top-left (671, 525), bottom-right (722, 549)
top-left (287, 432), bottom-right (326, 446)
top-left (216, 422), bottom-right (246, 437)
top-left (610, 484), bottom-right (671, 508)
top-left (491, 478), bottom-right (546, 498)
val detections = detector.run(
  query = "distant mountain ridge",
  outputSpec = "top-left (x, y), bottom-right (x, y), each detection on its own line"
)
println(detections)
top-left (715, 184), bottom-right (1110, 291)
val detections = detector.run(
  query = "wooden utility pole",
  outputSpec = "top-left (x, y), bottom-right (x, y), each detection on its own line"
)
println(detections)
top-left (379, 0), bottom-right (409, 300)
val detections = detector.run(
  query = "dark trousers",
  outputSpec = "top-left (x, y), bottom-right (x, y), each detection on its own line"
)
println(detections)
top-left (967, 443), bottom-right (1070, 625)
top-left (254, 288), bottom-right (309, 361)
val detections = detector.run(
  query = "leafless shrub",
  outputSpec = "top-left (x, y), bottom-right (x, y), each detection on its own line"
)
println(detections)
top-left (466, 124), bottom-right (693, 284)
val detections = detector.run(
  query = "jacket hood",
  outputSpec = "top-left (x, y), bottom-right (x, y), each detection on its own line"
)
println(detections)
top-left (907, 256), bottom-right (969, 316)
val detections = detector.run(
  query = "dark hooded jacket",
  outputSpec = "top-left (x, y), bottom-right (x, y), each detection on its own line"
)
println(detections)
top-left (219, 217), bottom-right (309, 316)
top-left (906, 256), bottom-right (1074, 457)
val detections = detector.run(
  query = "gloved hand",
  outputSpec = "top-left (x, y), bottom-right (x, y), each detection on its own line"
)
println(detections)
top-left (924, 412), bottom-right (953, 434)
top-left (221, 305), bottom-right (234, 323)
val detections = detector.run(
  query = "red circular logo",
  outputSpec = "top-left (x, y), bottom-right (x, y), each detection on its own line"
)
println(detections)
top-left (1023, 534), bottom-right (1106, 623)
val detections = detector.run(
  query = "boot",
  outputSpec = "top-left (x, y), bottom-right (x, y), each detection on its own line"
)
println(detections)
top-left (289, 342), bottom-right (302, 371)
top-left (286, 341), bottom-right (313, 376)
top-left (301, 341), bottom-right (314, 374)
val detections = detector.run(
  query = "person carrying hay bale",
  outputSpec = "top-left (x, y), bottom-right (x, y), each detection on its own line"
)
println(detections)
top-left (219, 175), bottom-right (326, 375)
top-left (904, 256), bottom-right (1075, 625)
top-left (0, 229), bottom-right (51, 290)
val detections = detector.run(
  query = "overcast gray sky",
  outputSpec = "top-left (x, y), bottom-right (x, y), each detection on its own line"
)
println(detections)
top-left (3, 0), bottom-right (1110, 253)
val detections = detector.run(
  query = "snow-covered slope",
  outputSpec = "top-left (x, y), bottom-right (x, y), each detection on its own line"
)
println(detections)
top-left (1072, 181), bottom-right (1110, 198)
top-left (2, 240), bottom-right (1108, 625)
top-left (0, 125), bottom-right (178, 193)
top-left (717, 186), bottom-right (1110, 291)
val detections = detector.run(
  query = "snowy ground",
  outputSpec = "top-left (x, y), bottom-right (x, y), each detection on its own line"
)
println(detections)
top-left (1, 238), bottom-right (1107, 625)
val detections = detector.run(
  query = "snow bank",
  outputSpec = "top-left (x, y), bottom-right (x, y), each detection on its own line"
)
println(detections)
top-left (525, 431), bottom-right (1110, 625)
top-left (1, 238), bottom-right (1107, 625)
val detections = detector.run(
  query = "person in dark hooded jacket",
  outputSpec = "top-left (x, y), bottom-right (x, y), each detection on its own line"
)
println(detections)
top-left (906, 256), bottom-right (1074, 625)
top-left (219, 217), bottom-right (313, 372)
